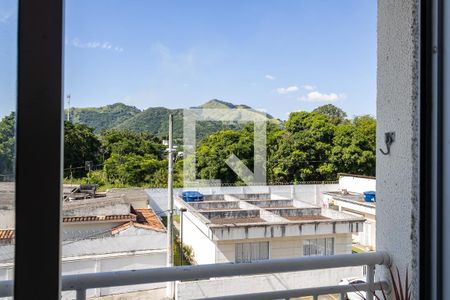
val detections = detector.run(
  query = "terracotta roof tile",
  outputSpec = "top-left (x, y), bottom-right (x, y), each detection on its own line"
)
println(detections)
top-left (63, 214), bottom-right (136, 223)
top-left (111, 208), bottom-right (166, 234)
top-left (134, 208), bottom-right (166, 231)
top-left (0, 230), bottom-right (14, 240)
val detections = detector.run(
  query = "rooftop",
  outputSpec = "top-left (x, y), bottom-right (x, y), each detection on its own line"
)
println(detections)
top-left (324, 191), bottom-right (376, 208)
top-left (178, 192), bottom-right (364, 227)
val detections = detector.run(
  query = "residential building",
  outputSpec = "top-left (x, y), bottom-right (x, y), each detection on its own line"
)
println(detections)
top-left (0, 187), bottom-right (167, 299)
top-left (177, 192), bottom-right (364, 264)
top-left (171, 191), bottom-right (367, 298)
top-left (323, 174), bottom-right (376, 251)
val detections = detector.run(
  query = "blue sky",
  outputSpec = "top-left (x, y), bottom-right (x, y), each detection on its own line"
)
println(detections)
top-left (0, 0), bottom-right (376, 120)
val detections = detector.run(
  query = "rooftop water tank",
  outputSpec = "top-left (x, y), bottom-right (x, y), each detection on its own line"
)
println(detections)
top-left (363, 191), bottom-right (376, 202)
top-left (181, 191), bottom-right (204, 202)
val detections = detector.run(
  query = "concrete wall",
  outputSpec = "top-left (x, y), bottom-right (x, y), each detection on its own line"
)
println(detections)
top-left (182, 211), bottom-right (216, 264)
top-left (377, 0), bottom-right (419, 293)
top-left (62, 222), bottom-right (123, 240)
top-left (61, 250), bottom-right (166, 299)
top-left (62, 228), bottom-right (166, 257)
top-left (176, 266), bottom-right (363, 300)
top-left (339, 176), bottom-right (376, 194)
top-left (0, 210), bottom-right (14, 228)
top-left (147, 184), bottom-right (339, 215)
top-left (210, 220), bottom-right (363, 241)
top-left (0, 250), bottom-right (166, 299)
top-left (213, 233), bottom-right (352, 264)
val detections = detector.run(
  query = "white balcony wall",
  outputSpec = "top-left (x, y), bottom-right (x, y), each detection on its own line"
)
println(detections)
top-left (176, 266), bottom-right (363, 300)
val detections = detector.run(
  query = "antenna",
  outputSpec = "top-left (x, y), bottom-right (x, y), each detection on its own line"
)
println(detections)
top-left (66, 94), bottom-right (71, 122)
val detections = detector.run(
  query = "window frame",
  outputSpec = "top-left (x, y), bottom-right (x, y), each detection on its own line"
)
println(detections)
top-left (14, 0), bottom-right (64, 299)
top-left (302, 238), bottom-right (334, 257)
top-left (235, 241), bottom-right (270, 263)
top-left (9, 0), bottom-right (437, 298)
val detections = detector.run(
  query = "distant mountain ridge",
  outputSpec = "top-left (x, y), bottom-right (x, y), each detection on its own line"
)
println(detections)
top-left (67, 99), bottom-right (280, 139)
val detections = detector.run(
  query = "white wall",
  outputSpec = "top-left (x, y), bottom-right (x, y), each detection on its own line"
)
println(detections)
top-left (182, 211), bottom-right (216, 264)
top-left (377, 0), bottom-right (419, 294)
top-left (339, 176), bottom-right (376, 194)
top-left (0, 210), bottom-right (14, 228)
top-left (176, 266), bottom-right (363, 300)
top-left (61, 250), bottom-right (166, 299)
top-left (214, 233), bottom-right (352, 264)
top-left (147, 184), bottom-right (340, 214)
top-left (62, 228), bottom-right (166, 257)
top-left (0, 250), bottom-right (166, 300)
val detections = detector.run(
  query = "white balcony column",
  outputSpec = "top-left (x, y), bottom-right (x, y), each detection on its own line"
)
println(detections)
top-left (377, 0), bottom-right (420, 297)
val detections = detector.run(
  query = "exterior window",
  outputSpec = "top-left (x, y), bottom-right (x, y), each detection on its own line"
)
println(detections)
top-left (235, 242), bottom-right (269, 263)
top-left (303, 238), bottom-right (334, 256)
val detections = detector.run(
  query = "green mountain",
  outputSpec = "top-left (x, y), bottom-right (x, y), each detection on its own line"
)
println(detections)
top-left (68, 103), bottom-right (141, 132)
top-left (68, 99), bottom-right (281, 139)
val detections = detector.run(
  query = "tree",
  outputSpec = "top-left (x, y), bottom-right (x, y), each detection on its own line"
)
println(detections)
top-left (313, 104), bottom-right (347, 125)
top-left (64, 121), bottom-right (101, 178)
top-left (104, 153), bottom-right (167, 186)
top-left (99, 129), bottom-right (164, 159)
top-left (273, 112), bottom-right (336, 181)
top-left (195, 128), bottom-right (253, 184)
top-left (330, 115), bottom-right (376, 176)
top-left (0, 113), bottom-right (15, 179)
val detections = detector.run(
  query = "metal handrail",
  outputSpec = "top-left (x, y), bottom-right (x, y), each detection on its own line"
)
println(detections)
top-left (0, 251), bottom-right (390, 299)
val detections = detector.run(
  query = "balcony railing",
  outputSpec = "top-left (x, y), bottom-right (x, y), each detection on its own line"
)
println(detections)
top-left (0, 251), bottom-right (390, 300)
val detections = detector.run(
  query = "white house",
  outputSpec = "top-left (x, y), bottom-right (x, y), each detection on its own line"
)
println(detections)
top-left (0, 188), bottom-right (168, 300)
top-left (178, 192), bottom-right (364, 265)
top-left (171, 191), bottom-right (367, 299)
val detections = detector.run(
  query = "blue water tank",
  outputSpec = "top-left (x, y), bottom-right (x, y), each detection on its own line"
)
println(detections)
top-left (181, 191), bottom-right (204, 202)
top-left (363, 191), bottom-right (376, 202)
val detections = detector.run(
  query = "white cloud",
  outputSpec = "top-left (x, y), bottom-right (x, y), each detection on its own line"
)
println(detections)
top-left (300, 91), bottom-right (346, 102)
top-left (301, 85), bottom-right (316, 91)
top-left (151, 42), bottom-right (196, 75)
top-left (71, 38), bottom-right (124, 52)
top-left (276, 86), bottom-right (299, 95)
top-left (265, 74), bottom-right (276, 80)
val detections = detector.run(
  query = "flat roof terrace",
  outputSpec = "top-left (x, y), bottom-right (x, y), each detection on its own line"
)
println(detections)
top-left (324, 191), bottom-right (376, 208)
top-left (245, 199), bottom-right (294, 208)
top-left (265, 207), bottom-right (330, 222)
top-left (189, 201), bottom-right (240, 211)
top-left (200, 209), bottom-right (265, 225)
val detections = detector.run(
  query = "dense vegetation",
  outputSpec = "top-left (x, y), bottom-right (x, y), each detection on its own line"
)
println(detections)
top-left (0, 113), bottom-right (15, 178)
top-left (0, 103), bottom-right (376, 187)
top-left (67, 99), bottom-right (280, 140)
top-left (69, 103), bottom-right (141, 132)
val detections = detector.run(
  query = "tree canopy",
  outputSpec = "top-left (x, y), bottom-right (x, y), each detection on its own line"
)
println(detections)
top-left (0, 113), bottom-right (15, 178)
top-left (0, 104), bottom-right (376, 187)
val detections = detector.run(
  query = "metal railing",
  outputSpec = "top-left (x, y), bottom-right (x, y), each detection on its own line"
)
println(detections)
top-left (0, 251), bottom-right (390, 300)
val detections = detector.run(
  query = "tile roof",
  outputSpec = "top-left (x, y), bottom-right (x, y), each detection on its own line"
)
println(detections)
top-left (0, 230), bottom-right (14, 240)
top-left (63, 214), bottom-right (136, 223)
top-left (111, 208), bottom-right (166, 234)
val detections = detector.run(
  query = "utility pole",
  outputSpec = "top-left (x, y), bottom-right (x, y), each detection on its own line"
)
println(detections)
top-left (166, 114), bottom-right (174, 299)
top-left (180, 207), bottom-right (187, 266)
top-left (66, 94), bottom-right (71, 122)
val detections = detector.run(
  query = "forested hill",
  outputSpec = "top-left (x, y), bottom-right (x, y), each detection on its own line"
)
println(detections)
top-left (69, 103), bottom-right (141, 132)
top-left (67, 99), bottom-right (281, 139)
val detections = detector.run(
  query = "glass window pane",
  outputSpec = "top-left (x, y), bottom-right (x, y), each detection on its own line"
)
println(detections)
top-left (259, 242), bottom-right (269, 260)
top-left (326, 238), bottom-right (334, 256)
top-left (0, 0), bottom-right (17, 282)
top-left (303, 240), bottom-right (310, 256)
top-left (317, 238), bottom-right (326, 256)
